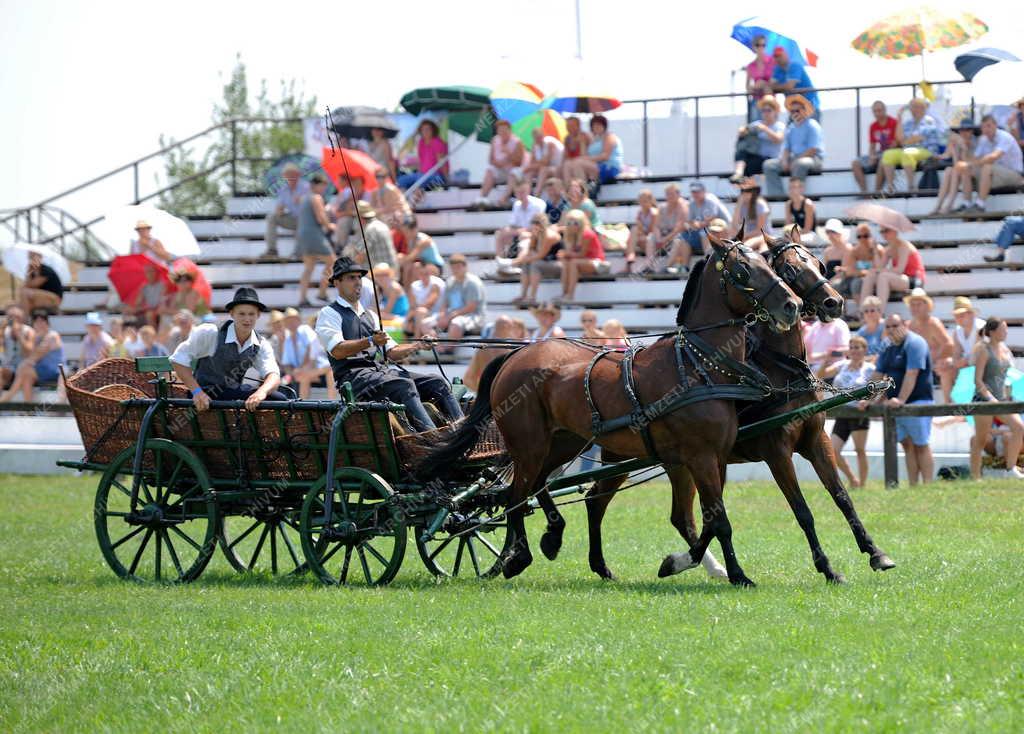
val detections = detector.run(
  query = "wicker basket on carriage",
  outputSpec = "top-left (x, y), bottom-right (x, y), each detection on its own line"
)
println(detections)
top-left (395, 417), bottom-right (506, 470)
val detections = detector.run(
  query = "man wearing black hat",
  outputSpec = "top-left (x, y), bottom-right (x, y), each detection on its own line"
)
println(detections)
top-left (171, 286), bottom-right (287, 412)
top-left (315, 257), bottom-right (463, 432)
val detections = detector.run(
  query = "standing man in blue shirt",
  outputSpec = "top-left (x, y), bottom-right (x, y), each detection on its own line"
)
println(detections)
top-left (771, 47), bottom-right (820, 120)
top-left (865, 314), bottom-right (935, 485)
top-left (763, 95), bottom-right (825, 198)
top-left (263, 163), bottom-right (311, 259)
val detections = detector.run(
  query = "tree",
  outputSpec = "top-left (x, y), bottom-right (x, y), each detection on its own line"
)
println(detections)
top-left (159, 56), bottom-right (318, 217)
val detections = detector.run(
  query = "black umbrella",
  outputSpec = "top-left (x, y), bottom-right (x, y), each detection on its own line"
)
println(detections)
top-left (329, 106), bottom-right (399, 139)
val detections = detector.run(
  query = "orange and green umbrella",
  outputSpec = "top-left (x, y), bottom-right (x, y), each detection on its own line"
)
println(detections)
top-left (511, 108), bottom-right (567, 147)
top-left (851, 7), bottom-right (988, 60)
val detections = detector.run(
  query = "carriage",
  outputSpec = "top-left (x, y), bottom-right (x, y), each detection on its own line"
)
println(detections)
top-left (62, 348), bottom-right (883, 586)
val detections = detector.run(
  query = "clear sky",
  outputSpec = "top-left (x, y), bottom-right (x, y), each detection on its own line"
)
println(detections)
top-left (1, 0), bottom-right (1021, 214)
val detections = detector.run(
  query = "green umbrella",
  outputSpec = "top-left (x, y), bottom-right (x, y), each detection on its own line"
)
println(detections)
top-left (399, 85), bottom-right (495, 142)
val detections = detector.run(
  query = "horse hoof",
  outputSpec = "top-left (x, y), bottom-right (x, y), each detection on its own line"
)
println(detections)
top-left (701, 554), bottom-right (730, 580)
top-left (870, 552), bottom-right (896, 571)
top-left (501, 550), bottom-right (533, 579)
top-left (539, 531), bottom-right (562, 561)
top-left (658, 552), bottom-right (698, 578)
top-left (590, 561), bottom-right (616, 580)
top-left (730, 574), bottom-right (757, 588)
top-left (825, 572), bottom-right (846, 585)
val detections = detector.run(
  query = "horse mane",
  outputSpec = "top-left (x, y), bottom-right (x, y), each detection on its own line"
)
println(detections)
top-left (675, 257), bottom-right (707, 326)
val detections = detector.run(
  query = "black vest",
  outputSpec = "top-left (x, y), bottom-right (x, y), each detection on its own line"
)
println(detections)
top-left (325, 302), bottom-right (384, 386)
top-left (193, 321), bottom-right (260, 392)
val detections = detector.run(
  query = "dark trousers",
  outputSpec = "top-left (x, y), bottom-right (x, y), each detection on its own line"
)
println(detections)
top-left (343, 367), bottom-right (462, 432)
top-left (202, 384), bottom-right (290, 402)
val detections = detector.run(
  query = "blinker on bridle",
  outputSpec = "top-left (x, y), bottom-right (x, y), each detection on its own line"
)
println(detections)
top-left (714, 242), bottom-right (789, 323)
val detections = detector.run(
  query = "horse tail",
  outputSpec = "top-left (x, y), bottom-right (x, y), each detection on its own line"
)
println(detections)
top-left (417, 350), bottom-right (514, 479)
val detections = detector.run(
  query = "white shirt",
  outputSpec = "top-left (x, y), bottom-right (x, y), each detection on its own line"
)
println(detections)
top-left (170, 322), bottom-right (280, 378)
top-left (974, 129), bottom-right (1024, 174)
top-left (315, 297), bottom-right (397, 359)
top-left (509, 195), bottom-right (546, 229)
top-left (953, 317), bottom-right (985, 360)
top-left (410, 275), bottom-right (445, 315)
top-left (359, 276), bottom-right (376, 311)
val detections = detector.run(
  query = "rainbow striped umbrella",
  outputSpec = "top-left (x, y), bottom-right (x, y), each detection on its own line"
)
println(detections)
top-left (546, 94), bottom-right (622, 114)
top-left (489, 81), bottom-right (546, 125)
top-left (851, 7), bottom-right (988, 60)
top-left (511, 108), bottom-right (567, 147)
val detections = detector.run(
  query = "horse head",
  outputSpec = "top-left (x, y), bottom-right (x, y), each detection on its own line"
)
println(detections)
top-left (764, 227), bottom-right (844, 322)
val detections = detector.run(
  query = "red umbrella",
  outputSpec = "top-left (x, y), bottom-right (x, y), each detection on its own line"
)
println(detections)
top-left (169, 258), bottom-right (213, 310)
top-left (320, 146), bottom-right (380, 192)
top-left (108, 254), bottom-right (171, 305)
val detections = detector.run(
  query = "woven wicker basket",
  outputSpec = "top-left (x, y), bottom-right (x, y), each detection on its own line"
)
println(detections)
top-left (396, 418), bottom-right (506, 470)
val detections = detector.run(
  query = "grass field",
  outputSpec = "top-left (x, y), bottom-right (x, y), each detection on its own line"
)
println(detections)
top-left (1, 473), bottom-right (1022, 732)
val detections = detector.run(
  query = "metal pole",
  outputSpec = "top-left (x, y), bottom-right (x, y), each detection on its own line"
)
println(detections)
top-left (133, 163), bottom-right (140, 204)
top-left (574, 0), bottom-right (582, 60)
top-left (882, 407), bottom-right (899, 488)
top-left (970, 95), bottom-right (976, 122)
top-left (855, 87), bottom-right (862, 159)
top-left (694, 97), bottom-right (701, 178)
top-left (231, 121), bottom-right (238, 196)
top-left (642, 101), bottom-right (649, 169)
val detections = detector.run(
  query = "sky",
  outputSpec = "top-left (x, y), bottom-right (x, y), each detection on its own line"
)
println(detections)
top-left (1, 0), bottom-right (1022, 219)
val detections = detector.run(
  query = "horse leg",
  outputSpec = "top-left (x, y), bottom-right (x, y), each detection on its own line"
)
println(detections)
top-left (502, 506), bottom-right (533, 579)
top-left (765, 453), bottom-right (845, 584)
top-left (666, 465), bottom-right (728, 579)
top-left (802, 429), bottom-right (895, 571)
top-left (584, 472), bottom-right (629, 579)
top-left (536, 490), bottom-right (566, 561)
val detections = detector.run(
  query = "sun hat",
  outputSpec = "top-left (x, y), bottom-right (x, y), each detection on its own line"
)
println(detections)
top-left (531, 300), bottom-right (562, 318)
top-left (84, 312), bottom-right (103, 326)
top-left (283, 307), bottom-right (300, 318)
top-left (224, 286), bottom-right (268, 312)
top-left (134, 220), bottom-right (152, 230)
top-left (756, 95), bottom-right (780, 112)
top-left (356, 200), bottom-right (377, 219)
top-left (902, 287), bottom-right (933, 308)
top-left (268, 309), bottom-right (285, 324)
top-left (784, 94), bottom-right (815, 116)
top-left (951, 296), bottom-right (976, 315)
top-left (824, 218), bottom-right (846, 235)
top-left (707, 218), bottom-right (728, 234)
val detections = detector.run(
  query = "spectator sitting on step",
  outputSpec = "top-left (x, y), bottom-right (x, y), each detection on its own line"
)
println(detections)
top-left (557, 210), bottom-right (608, 302)
top-left (164, 266), bottom-right (209, 319)
top-left (865, 314), bottom-right (935, 485)
top-left (1, 305), bottom-right (34, 391)
top-left (650, 184), bottom-right (690, 268)
top-left (429, 254), bottom-right (486, 346)
top-left (904, 288), bottom-right (955, 403)
top-left (19, 251), bottom-right (63, 316)
top-left (462, 315), bottom-right (525, 392)
top-left (851, 100), bottom-right (899, 196)
top-left (560, 116), bottom-right (591, 184)
top-left (625, 189), bottom-right (660, 272)
top-left (396, 119), bottom-right (448, 198)
top-left (563, 115), bottom-right (623, 186)
top-left (369, 168), bottom-right (412, 229)
top-left (855, 296), bottom-right (886, 359)
top-left (984, 213), bottom-right (1024, 263)
top-left (124, 264), bottom-right (166, 328)
top-left (368, 127), bottom-right (397, 181)
top-left (821, 219), bottom-right (851, 281)
top-left (345, 201), bottom-right (398, 271)
top-left (262, 164), bottom-right (310, 259)
top-left (523, 128), bottom-right (565, 196)
top-left (970, 317), bottom-right (1024, 479)
top-left (541, 177), bottom-right (570, 224)
top-left (580, 310), bottom-right (606, 344)
top-left (565, 178), bottom-right (601, 227)
top-left (770, 47), bottom-right (820, 121)
top-left (951, 114), bottom-right (1024, 213)
top-left (495, 180), bottom-right (546, 259)
top-left (802, 313), bottom-right (850, 374)
top-left (476, 120), bottom-right (525, 208)
top-left (764, 94), bottom-right (824, 199)
top-left (530, 301), bottom-right (566, 341)
top-left (664, 182), bottom-right (730, 275)
top-left (405, 260), bottom-right (446, 338)
top-left (0, 311), bottom-right (63, 404)
top-left (513, 213), bottom-right (563, 304)
top-left (783, 178), bottom-right (817, 243)
top-left (817, 335), bottom-right (874, 488)
top-left (130, 220), bottom-right (174, 263)
top-left (729, 178), bottom-right (771, 250)
top-left (165, 309), bottom-right (195, 355)
top-left (294, 173), bottom-right (336, 307)
top-left (744, 35), bottom-right (775, 122)
top-left (602, 319), bottom-right (631, 348)
top-left (372, 263), bottom-right (408, 324)
top-left (136, 325), bottom-right (168, 358)
top-left (80, 312), bottom-right (112, 369)
top-left (839, 223), bottom-right (885, 310)
top-left (107, 317), bottom-right (130, 358)
top-left (327, 176), bottom-right (368, 252)
top-left (394, 214), bottom-right (444, 286)
top-left (859, 225), bottom-right (923, 305)
top-left (278, 306), bottom-right (315, 388)
top-left (948, 295), bottom-right (984, 396)
top-left (879, 98), bottom-right (943, 195)
top-left (1009, 96), bottom-right (1024, 148)
top-left (729, 95), bottom-right (785, 183)
top-left (930, 118), bottom-right (978, 214)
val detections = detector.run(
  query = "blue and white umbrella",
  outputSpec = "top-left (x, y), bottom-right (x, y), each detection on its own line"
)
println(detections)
top-left (731, 16), bottom-right (818, 68)
top-left (954, 47), bottom-right (1020, 82)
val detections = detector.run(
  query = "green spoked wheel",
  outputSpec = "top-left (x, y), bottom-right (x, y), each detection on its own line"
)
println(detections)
top-left (416, 506), bottom-right (511, 579)
top-left (95, 439), bottom-right (217, 583)
top-left (218, 509), bottom-right (308, 575)
top-left (299, 468), bottom-right (406, 586)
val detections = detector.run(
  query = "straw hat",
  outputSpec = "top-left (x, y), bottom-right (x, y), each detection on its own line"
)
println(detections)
top-left (951, 296), bottom-right (976, 315)
top-left (902, 287), bottom-right (933, 308)
top-left (283, 307), bottom-right (300, 319)
top-left (356, 200), bottom-right (377, 219)
top-left (784, 94), bottom-right (815, 116)
top-left (707, 218), bottom-right (728, 234)
top-left (756, 95), bottom-right (780, 112)
top-left (268, 309), bottom-right (285, 324)
top-left (134, 220), bottom-right (152, 231)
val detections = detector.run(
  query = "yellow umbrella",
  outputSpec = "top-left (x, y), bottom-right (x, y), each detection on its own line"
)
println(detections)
top-left (851, 6), bottom-right (988, 98)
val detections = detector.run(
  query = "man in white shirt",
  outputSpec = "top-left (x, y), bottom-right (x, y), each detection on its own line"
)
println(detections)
top-left (171, 287), bottom-right (285, 411)
top-left (958, 114), bottom-right (1024, 211)
top-left (315, 257), bottom-right (463, 432)
top-left (494, 180), bottom-right (546, 259)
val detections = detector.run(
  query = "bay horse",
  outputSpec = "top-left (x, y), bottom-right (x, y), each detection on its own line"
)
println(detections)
top-left (420, 236), bottom-right (802, 586)
top-left (578, 233), bottom-right (896, 583)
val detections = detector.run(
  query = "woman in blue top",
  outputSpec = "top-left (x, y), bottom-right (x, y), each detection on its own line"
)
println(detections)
top-left (0, 312), bottom-right (64, 404)
top-left (563, 115), bottom-right (623, 185)
top-left (730, 96), bottom-right (786, 183)
top-left (372, 263), bottom-right (409, 322)
top-left (854, 296), bottom-right (886, 358)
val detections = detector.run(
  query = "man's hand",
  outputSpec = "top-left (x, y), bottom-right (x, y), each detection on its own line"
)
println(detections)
top-left (886, 397), bottom-right (903, 408)
top-left (371, 331), bottom-right (389, 347)
top-left (437, 315), bottom-right (451, 330)
top-left (245, 388), bottom-right (269, 412)
top-left (193, 389), bottom-right (211, 412)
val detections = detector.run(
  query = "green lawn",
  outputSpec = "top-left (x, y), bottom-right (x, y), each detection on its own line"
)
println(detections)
top-left (1, 473), bottom-right (1022, 732)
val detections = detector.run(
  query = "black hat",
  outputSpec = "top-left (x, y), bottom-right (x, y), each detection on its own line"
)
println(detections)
top-left (329, 256), bottom-right (369, 282)
top-left (225, 286), bottom-right (268, 312)
top-left (952, 117), bottom-right (979, 133)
